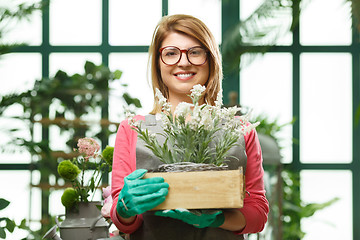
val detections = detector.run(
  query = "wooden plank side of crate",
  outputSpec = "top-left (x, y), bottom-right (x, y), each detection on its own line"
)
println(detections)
top-left (144, 169), bottom-right (244, 210)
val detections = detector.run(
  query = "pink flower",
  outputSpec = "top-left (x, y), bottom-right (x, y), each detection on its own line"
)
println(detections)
top-left (102, 186), bottom-right (111, 199)
top-left (101, 186), bottom-right (112, 218)
top-left (101, 196), bottom-right (112, 218)
top-left (77, 137), bottom-right (100, 160)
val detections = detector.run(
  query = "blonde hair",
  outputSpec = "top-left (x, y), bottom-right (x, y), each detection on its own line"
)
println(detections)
top-left (148, 14), bottom-right (223, 114)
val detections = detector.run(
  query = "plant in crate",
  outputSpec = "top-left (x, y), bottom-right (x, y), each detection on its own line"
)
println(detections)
top-left (126, 85), bottom-right (259, 211)
top-left (128, 84), bottom-right (259, 169)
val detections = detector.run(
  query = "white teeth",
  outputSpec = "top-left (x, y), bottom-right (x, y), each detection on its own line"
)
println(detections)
top-left (176, 73), bottom-right (193, 78)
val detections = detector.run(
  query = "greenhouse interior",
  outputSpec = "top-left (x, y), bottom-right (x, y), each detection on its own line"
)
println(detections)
top-left (0, 0), bottom-right (358, 239)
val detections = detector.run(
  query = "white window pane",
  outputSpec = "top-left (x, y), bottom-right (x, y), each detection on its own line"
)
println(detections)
top-left (0, 0), bottom-right (42, 45)
top-left (49, 189), bottom-right (65, 216)
top-left (30, 171), bottom-right (41, 231)
top-left (300, 0), bottom-right (352, 45)
top-left (0, 53), bottom-right (42, 94)
top-left (240, 53), bottom-right (293, 163)
top-left (109, 0), bottom-right (162, 46)
top-left (50, 0), bottom-right (102, 45)
top-left (0, 53), bottom-right (41, 164)
top-left (300, 53), bottom-right (352, 163)
top-left (0, 171), bottom-right (34, 239)
top-left (301, 170), bottom-right (352, 240)
top-left (0, 112), bottom-right (32, 163)
top-left (240, 0), bottom-right (263, 21)
top-left (109, 53), bottom-right (153, 119)
top-left (168, 0), bottom-right (222, 44)
top-left (240, 0), bottom-right (292, 45)
top-left (49, 53), bottom-right (102, 76)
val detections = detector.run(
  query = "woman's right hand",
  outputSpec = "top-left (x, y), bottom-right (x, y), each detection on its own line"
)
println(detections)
top-left (116, 169), bottom-right (169, 218)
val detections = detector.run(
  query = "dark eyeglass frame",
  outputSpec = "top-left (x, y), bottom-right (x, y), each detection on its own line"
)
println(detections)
top-left (159, 46), bottom-right (208, 66)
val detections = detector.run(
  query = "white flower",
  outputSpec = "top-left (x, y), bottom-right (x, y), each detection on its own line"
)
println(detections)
top-left (155, 88), bottom-right (166, 105)
top-left (149, 133), bottom-right (157, 140)
top-left (129, 119), bottom-right (141, 129)
top-left (155, 88), bottom-right (172, 112)
top-left (175, 102), bottom-right (193, 117)
top-left (125, 111), bottom-right (135, 120)
top-left (224, 106), bottom-right (241, 119)
top-left (190, 84), bottom-right (206, 103)
top-left (125, 111), bottom-right (140, 128)
top-left (215, 90), bottom-right (223, 108)
top-left (160, 113), bottom-right (172, 131)
top-left (199, 106), bottom-right (214, 130)
top-left (188, 105), bottom-right (202, 130)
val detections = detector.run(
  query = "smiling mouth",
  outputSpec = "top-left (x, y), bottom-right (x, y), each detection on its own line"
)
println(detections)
top-left (175, 73), bottom-right (195, 79)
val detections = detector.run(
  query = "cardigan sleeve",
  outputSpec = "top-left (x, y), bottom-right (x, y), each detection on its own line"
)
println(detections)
top-left (236, 129), bottom-right (269, 234)
top-left (110, 116), bottom-right (145, 233)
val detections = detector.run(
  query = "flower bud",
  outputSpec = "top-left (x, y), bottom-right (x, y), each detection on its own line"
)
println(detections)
top-left (102, 146), bottom-right (114, 166)
top-left (61, 187), bottom-right (79, 208)
top-left (58, 160), bottom-right (80, 181)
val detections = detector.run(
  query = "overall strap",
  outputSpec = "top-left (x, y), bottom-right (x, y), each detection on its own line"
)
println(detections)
top-left (145, 114), bottom-right (156, 126)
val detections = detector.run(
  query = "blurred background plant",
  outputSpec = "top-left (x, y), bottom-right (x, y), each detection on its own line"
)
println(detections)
top-left (222, 0), bottom-right (360, 70)
top-left (0, 59), bottom-right (141, 237)
top-left (251, 114), bottom-right (339, 240)
top-left (0, 1), bottom-right (142, 238)
top-left (221, 0), bottom-right (355, 238)
top-left (0, 1), bottom-right (47, 57)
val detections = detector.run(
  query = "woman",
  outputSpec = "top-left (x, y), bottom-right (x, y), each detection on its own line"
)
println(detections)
top-left (110, 14), bottom-right (269, 239)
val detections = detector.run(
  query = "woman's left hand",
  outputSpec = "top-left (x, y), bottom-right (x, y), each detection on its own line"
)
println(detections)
top-left (155, 208), bottom-right (225, 228)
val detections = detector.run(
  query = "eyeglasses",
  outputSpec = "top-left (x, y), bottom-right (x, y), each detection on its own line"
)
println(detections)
top-left (159, 46), bottom-right (208, 66)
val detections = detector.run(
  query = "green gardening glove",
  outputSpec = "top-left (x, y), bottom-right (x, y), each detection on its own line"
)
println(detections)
top-left (117, 169), bottom-right (169, 218)
top-left (155, 208), bottom-right (225, 228)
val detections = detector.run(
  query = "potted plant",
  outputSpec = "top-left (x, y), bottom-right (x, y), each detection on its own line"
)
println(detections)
top-left (127, 84), bottom-right (259, 210)
top-left (55, 137), bottom-right (114, 240)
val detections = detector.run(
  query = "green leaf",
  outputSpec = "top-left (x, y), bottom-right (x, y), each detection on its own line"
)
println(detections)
top-left (18, 219), bottom-right (27, 229)
top-left (133, 98), bottom-right (142, 108)
top-left (0, 199), bottom-right (10, 211)
top-left (0, 227), bottom-right (6, 239)
top-left (89, 177), bottom-right (95, 192)
top-left (113, 70), bottom-right (123, 80)
top-left (122, 93), bottom-right (142, 108)
top-left (301, 197), bottom-right (339, 218)
top-left (54, 70), bottom-right (68, 81)
top-left (84, 61), bottom-right (96, 74)
top-left (5, 219), bottom-right (15, 233)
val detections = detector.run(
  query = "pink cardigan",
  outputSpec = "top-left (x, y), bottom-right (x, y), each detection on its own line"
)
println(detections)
top-left (110, 115), bottom-right (269, 235)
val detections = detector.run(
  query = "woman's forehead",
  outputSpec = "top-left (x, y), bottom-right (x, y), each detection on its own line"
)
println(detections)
top-left (160, 32), bottom-right (202, 49)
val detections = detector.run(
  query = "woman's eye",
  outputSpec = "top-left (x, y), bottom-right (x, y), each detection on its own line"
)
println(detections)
top-left (164, 50), bottom-right (178, 57)
top-left (190, 50), bottom-right (200, 55)
top-left (189, 48), bottom-right (204, 56)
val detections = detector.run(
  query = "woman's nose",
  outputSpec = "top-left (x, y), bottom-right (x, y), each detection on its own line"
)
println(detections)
top-left (177, 52), bottom-right (191, 66)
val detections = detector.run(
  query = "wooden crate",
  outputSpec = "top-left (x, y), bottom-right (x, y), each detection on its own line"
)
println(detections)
top-left (144, 168), bottom-right (245, 210)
